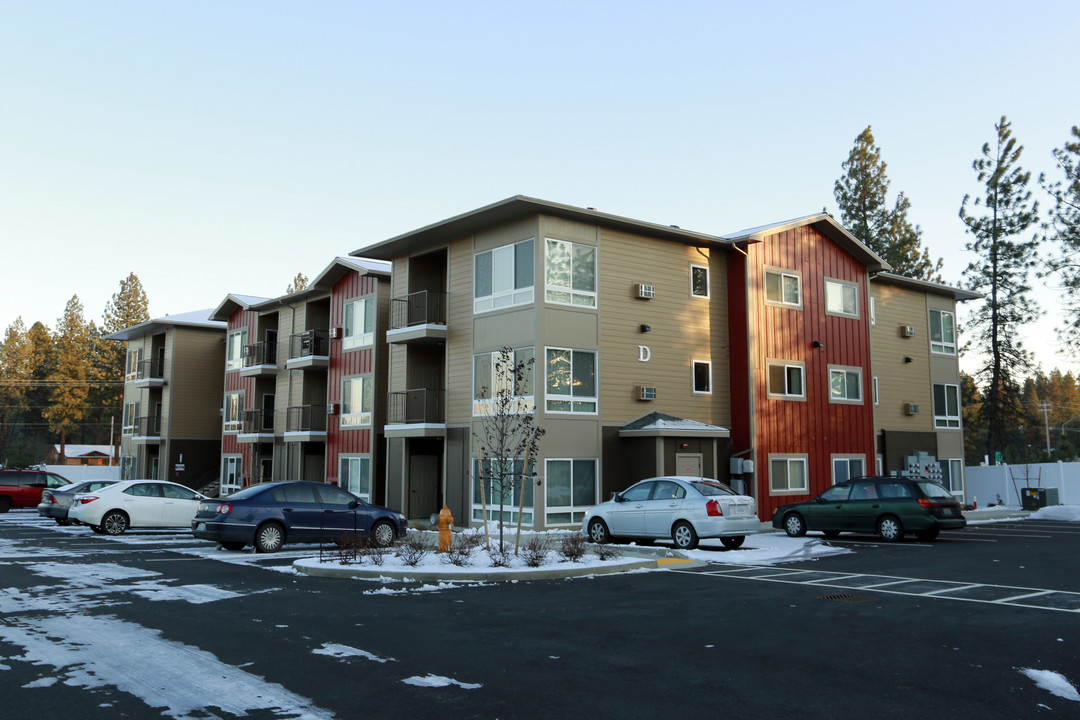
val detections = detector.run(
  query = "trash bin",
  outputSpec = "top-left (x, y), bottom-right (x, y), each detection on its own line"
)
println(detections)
top-left (1022, 487), bottom-right (1047, 510)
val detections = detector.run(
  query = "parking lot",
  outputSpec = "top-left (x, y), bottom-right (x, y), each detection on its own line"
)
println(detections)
top-left (2, 510), bottom-right (1078, 719)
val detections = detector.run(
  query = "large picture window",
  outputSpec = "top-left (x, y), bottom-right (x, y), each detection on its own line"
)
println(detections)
top-left (473, 347), bottom-right (534, 415)
top-left (545, 238), bottom-right (596, 307)
top-left (930, 309), bottom-right (957, 355)
top-left (343, 296), bottom-right (375, 349)
top-left (342, 375), bottom-right (373, 427)
top-left (226, 329), bottom-right (248, 371)
top-left (340, 455), bottom-right (371, 501)
top-left (770, 455), bottom-right (808, 494)
top-left (545, 458), bottom-right (598, 526)
top-left (474, 238), bottom-right (534, 313)
top-left (764, 268), bottom-right (801, 308)
top-left (545, 348), bottom-right (597, 413)
top-left (933, 383), bottom-right (961, 428)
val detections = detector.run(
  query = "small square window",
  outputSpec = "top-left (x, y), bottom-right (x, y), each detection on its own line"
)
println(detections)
top-left (768, 361), bottom-right (805, 399)
top-left (692, 360), bottom-right (711, 394)
top-left (690, 265), bottom-right (709, 299)
top-left (825, 279), bottom-right (859, 318)
top-left (765, 269), bottom-right (801, 308)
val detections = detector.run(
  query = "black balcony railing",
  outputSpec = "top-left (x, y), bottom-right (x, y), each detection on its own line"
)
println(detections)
top-left (388, 389), bottom-right (446, 424)
top-left (242, 341), bottom-right (277, 367)
top-left (289, 330), bottom-right (328, 359)
top-left (389, 291), bottom-right (447, 330)
top-left (286, 404), bottom-right (328, 433)
top-left (135, 415), bottom-right (161, 437)
top-left (136, 359), bottom-right (165, 380)
top-left (241, 409), bottom-right (275, 434)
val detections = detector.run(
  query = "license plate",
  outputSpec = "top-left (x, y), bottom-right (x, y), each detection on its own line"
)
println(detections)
top-left (732, 505), bottom-right (746, 515)
top-left (195, 523), bottom-right (205, 532)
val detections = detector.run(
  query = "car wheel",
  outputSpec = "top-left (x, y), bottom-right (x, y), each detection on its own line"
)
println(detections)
top-left (672, 521), bottom-right (699, 550)
top-left (221, 542), bottom-right (246, 551)
top-left (720, 536), bottom-right (745, 549)
top-left (877, 515), bottom-right (904, 542)
top-left (915, 528), bottom-right (940, 542)
top-left (102, 510), bottom-right (129, 535)
top-left (783, 513), bottom-right (807, 538)
top-left (822, 530), bottom-right (841, 539)
top-left (371, 520), bottom-right (396, 547)
top-left (254, 522), bottom-right (285, 553)
top-left (586, 518), bottom-right (611, 544)
top-left (0, 497), bottom-right (11, 513)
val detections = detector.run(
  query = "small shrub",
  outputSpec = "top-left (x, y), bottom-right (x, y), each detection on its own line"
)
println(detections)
top-left (558, 533), bottom-right (588, 563)
top-left (333, 534), bottom-right (364, 564)
top-left (593, 541), bottom-right (619, 561)
top-left (487, 542), bottom-right (513, 568)
top-left (442, 533), bottom-right (481, 567)
top-left (362, 544), bottom-right (388, 566)
top-left (395, 532), bottom-right (430, 567)
top-left (520, 536), bottom-right (550, 568)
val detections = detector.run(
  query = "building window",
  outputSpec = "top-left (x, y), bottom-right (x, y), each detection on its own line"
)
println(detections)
top-left (930, 309), bottom-right (957, 355)
top-left (221, 456), bottom-right (242, 495)
top-left (940, 458), bottom-right (964, 494)
top-left (340, 455), bottom-right (371, 501)
top-left (933, 383), bottom-right (961, 428)
top-left (125, 348), bottom-right (141, 381)
top-left (870, 296), bottom-right (876, 325)
top-left (767, 360), bottom-right (805, 399)
top-left (873, 376), bottom-right (880, 406)
top-left (472, 457), bottom-right (533, 526)
top-left (832, 455), bottom-right (866, 484)
top-left (120, 456), bottom-right (135, 480)
top-left (825, 278), bottom-right (859, 318)
top-left (690, 264), bottom-right (709, 299)
top-left (122, 401), bottom-right (139, 436)
top-left (764, 268), bottom-right (801, 308)
top-left (829, 366), bottom-right (863, 404)
top-left (342, 375), bottom-right (373, 427)
top-left (224, 391), bottom-right (243, 433)
top-left (692, 360), bottom-right (712, 394)
top-left (473, 347), bottom-right (534, 415)
top-left (226, 329), bottom-right (248, 371)
top-left (474, 238), bottom-right (535, 313)
top-left (545, 458), bottom-right (598, 525)
top-left (545, 238), bottom-right (596, 307)
top-left (770, 455), bottom-right (808, 494)
top-left (545, 348), bottom-right (597, 413)
top-left (343, 296), bottom-right (375, 350)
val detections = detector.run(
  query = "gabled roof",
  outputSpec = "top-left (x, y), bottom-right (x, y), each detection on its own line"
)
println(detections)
top-left (619, 411), bottom-right (730, 438)
top-left (54, 444), bottom-right (115, 458)
top-left (311, 256), bottom-right (392, 292)
top-left (721, 213), bottom-right (891, 273)
top-left (210, 294), bottom-right (273, 322)
top-left (105, 309), bottom-right (225, 341)
top-left (871, 272), bottom-right (982, 302)
top-left (351, 195), bottom-right (731, 259)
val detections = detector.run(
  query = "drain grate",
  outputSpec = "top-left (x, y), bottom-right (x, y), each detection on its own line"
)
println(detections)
top-left (818, 593), bottom-right (872, 603)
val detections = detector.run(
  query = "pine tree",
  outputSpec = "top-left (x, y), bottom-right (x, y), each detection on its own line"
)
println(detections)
top-left (834, 126), bottom-right (944, 281)
top-left (959, 115), bottom-right (1041, 464)
top-left (43, 296), bottom-right (93, 456)
top-left (96, 273), bottom-right (150, 448)
top-left (286, 273), bottom-right (309, 294)
top-left (1040, 126), bottom-right (1080, 353)
top-left (0, 319), bottom-right (35, 462)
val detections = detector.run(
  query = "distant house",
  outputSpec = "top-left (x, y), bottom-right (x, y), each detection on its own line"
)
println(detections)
top-left (49, 444), bottom-right (115, 466)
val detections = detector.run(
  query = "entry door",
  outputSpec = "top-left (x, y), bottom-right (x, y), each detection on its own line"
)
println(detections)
top-left (675, 453), bottom-right (703, 477)
top-left (408, 455), bottom-right (439, 518)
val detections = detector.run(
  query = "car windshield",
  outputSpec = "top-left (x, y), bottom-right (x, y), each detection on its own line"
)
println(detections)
top-left (690, 480), bottom-right (737, 497)
top-left (917, 481), bottom-right (954, 499)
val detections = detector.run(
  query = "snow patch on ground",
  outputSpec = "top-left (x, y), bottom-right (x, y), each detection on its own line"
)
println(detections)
top-left (1030, 505), bottom-right (1080, 522)
top-left (401, 673), bottom-right (482, 689)
top-left (313, 642), bottom-right (395, 663)
top-left (1018, 668), bottom-right (1080, 701)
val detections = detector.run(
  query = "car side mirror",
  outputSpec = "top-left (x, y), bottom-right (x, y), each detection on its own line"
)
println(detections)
top-left (612, 492), bottom-right (623, 503)
top-left (349, 500), bottom-right (359, 509)
top-left (815, 497), bottom-right (827, 504)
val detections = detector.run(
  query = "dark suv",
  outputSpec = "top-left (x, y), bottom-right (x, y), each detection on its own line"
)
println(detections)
top-left (0, 470), bottom-right (72, 512)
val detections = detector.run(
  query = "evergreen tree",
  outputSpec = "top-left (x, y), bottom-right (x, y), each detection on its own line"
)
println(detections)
top-left (1040, 126), bottom-right (1080, 354)
top-left (0, 319), bottom-right (34, 462)
top-left (96, 273), bottom-right (150, 449)
top-left (959, 115), bottom-right (1041, 463)
top-left (960, 372), bottom-right (986, 465)
top-left (286, 273), bottom-right (309, 294)
top-left (834, 126), bottom-right (944, 280)
top-left (43, 296), bottom-right (93, 456)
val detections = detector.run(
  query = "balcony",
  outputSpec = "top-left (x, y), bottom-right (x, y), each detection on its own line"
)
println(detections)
top-left (386, 389), bottom-right (446, 437)
top-left (133, 415), bottom-right (162, 444)
top-left (132, 359), bottom-right (165, 388)
top-left (387, 291), bottom-right (448, 345)
top-left (240, 341), bottom-right (278, 377)
top-left (285, 404), bottom-right (328, 442)
top-left (287, 330), bottom-right (329, 369)
top-left (238, 409), bottom-right (275, 443)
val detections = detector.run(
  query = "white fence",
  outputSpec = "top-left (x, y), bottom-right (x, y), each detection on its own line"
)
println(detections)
top-left (964, 462), bottom-right (1080, 507)
top-left (44, 465), bottom-right (121, 483)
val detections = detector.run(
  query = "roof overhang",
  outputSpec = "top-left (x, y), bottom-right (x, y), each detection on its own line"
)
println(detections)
top-left (722, 213), bottom-right (891, 273)
top-left (619, 412), bottom-right (731, 438)
top-left (871, 272), bottom-right (983, 302)
top-left (105, 310), bottom-right (225, 341)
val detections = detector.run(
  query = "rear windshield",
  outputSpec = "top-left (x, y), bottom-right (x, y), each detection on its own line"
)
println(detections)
top-left (917, 481), bottom-right (954, 499)
top-left (690, 480), bottom-right (737, 497)
top-left (222, 485), bottom-right (268, 501)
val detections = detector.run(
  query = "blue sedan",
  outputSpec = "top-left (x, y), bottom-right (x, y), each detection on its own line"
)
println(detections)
top-left (192, 481), bottom-right (408, 552)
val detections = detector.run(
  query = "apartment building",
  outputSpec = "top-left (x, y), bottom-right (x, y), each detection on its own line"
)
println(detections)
top-left (107, 309), bottom-right (226, 489)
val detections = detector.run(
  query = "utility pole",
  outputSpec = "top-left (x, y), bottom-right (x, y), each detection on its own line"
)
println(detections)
top-left (1038, 403), bottom-right (1052, 455)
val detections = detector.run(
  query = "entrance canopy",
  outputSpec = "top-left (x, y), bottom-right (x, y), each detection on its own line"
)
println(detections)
top-left (618, 412), bottom-right (730, 438)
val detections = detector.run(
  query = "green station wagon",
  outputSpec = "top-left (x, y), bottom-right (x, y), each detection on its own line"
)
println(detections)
top-left (771, 475), bottom-right (966, 542)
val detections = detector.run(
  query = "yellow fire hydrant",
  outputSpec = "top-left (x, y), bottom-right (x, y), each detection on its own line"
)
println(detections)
top-left (437, 504), bottom-right (454, 553)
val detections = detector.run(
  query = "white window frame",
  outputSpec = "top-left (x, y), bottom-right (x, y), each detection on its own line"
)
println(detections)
top-left (474, 238), bottom-right (535, 314)
top-left (221, 455), bottom-right (242, 496)
top-left (873, 376), bottom-right (880, 406)
top-left (545, 347), bottom-right (598, 414)
top-left (544, 458), bottom-right (598, 526)
top-left (122, 401), bottom-right (139, 436)
top-left (831, 454), bottom-right (867, 485)
top-left (766, 359), bottom-right (806, 400)
top-left (343, 296), bottom-right (375, 350)
top-left (870, 296), bottom-right (877, 325)
top-left (341, 375), bottom-right (373, 427)
top-left (824, 278), bottom-right (859, 318)
top-left (545, 238), bottom-right (597, 308)
top-left (471, 457), bottom-right (533, 526)
top-left (690, 263), bottom-right (710, 299)
top-left (125, 348), bottom-right (141, 381)
top-left (769, 454), bottom-right (809, 495)
top-left (223, 391), bottom-right (243, 433)
top-left (473, 347), bottom-right (535, 415)
top-left (941, 458), bottom-right (964, 495)
top-left (340, 455), bottom-right (372, 501)
top-left (933, 383), bottom-right (961, 429)
top-left (929, 309), bottom-right (957, 355)
top-left (692, 359), bottom-right (712, 395)
top-left (226, 329), bottom-right (248, 371)
top-left (828, 365), bottom-right (864, 404)
top-left (764, 267), bottom-right (802, 309)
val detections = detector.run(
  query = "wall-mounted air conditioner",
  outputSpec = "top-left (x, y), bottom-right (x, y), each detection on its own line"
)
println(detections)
top-left (637, 284), bottom-right (655, 299)
top-left (901, 325), bottom-right (916, 338)
top-left (905, 403), bottom-right (920, 415)
top-left (327, 403), bottom-right (339, 415)
top-left (638, 386), bottom-right (657, 401)
top-left (329, 327), bottom-right (341, 339)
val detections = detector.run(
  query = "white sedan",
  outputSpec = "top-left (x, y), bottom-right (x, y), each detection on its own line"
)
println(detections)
top-left (583, 476), bottom-right (759, 550)
top-left (69, 480), bottom-right (208, 535)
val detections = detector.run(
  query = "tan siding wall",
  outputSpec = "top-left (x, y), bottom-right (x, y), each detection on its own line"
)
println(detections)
top-left (871, 283), bottom-right (934, 432)
top-left (446, 237), bottom-right (475, 425)
top-left (165, 327), bottom-right (225, 438)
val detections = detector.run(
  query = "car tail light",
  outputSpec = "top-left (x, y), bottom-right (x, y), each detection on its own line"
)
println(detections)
top-left (706, 499), bottom-right (723, 517)
top-left (917, 498), bottom-right (943, 508)
top-left (77, 496), bottom-right (99, 505)
top-left (215, 504), bottom-right (232, 514)
top-left (42, 492), bottom-right (56, 503)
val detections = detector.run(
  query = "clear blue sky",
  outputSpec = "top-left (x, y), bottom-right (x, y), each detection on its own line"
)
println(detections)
top-left (2, 1), bottom-right (1077, 373)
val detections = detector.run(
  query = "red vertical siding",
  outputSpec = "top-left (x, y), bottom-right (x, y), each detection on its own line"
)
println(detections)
top-left (222, 307), bottom-right (260, 485)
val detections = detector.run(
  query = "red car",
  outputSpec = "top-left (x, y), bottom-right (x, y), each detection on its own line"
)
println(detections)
top-left (0, 470), bottom-right (72, 512)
